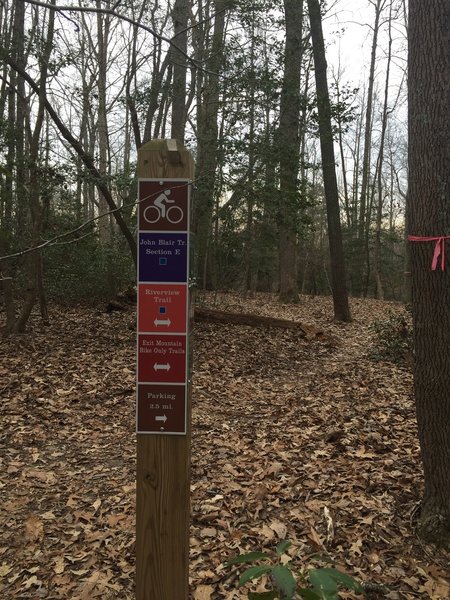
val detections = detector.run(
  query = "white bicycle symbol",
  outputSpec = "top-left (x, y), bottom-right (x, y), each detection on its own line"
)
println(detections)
top-left (143, 190), bottom-right (184, 224)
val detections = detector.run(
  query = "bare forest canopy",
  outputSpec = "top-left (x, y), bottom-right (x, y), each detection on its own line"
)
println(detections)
top-left (1, 0), bottom-right (408, 331)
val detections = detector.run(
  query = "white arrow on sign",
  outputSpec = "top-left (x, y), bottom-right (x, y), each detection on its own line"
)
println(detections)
top-left (154, 318), bottom-right (171, 327)
top-left (153, 362), bottom-right (170, 371)
top-left (155, 414), bottom-right (167, 423)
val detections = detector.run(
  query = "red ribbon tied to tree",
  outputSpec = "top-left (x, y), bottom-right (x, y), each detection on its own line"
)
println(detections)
top-left (408, 235), bottom-right (450, 271)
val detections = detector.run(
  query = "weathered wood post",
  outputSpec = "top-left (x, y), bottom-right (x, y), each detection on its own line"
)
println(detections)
top-left (136, 139), bottom-right (194, 599)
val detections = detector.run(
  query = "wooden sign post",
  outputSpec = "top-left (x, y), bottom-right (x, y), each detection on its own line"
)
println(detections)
top-left (136, 139), bottom-right (194, 599)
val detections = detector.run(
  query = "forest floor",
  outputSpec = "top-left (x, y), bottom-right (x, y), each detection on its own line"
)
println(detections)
top-left (0, 292), bottom-right (449, 600)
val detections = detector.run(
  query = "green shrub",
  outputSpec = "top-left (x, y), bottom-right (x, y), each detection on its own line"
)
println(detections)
top-left (44, 235), bottom-right (134, 304)
top-left (225, 541), bottom-right (364, 599)
top-left (369, 308), bottom-right (413, 365)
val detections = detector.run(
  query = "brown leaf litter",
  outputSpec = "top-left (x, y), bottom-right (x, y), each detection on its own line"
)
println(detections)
top-left (0, 292), bottom-right (449, 599)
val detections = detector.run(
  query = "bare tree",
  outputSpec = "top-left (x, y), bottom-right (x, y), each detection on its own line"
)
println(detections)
top-left (373, 1), bottom-right (394, 300)
top-left (357, 0), bottom-right (387, 295)
top-left (307, 0), bottom-right (351, 322)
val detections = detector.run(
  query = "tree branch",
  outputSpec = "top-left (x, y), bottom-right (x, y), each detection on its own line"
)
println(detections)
top-left (22, 0), bottom-right (223, 75)
top-left (0, 179), bottom-right (197, 262)
top-left (0, 44), bottom-right (138, 265)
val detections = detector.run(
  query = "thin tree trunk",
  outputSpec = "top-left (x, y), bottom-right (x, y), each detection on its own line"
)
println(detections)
top-left (333, 75), bottom-right (351, 228)
top-left (359, 0), bottom-right (383, 239)
top-left (126, 1), bottom-right (146, 149)
top-left (12, 0), bottom-right (27, 235)
top-left (1, 6), bottom-right (16, 329)
top-left (357, 0), bottom-right (385, 295)
top-left (241, 13), bottom-right (256, 294)
top-left (15, 1), bottom-right (55, 332)
top-left (374, 4), bottom-right (393, 300)
top-left (307, 0), bottom-right (351, 322)
top-left (351, 105), bottom-right (363, 230)
top-left (194, 0), bottom-right (227, 289)
top-left (142, 2), bottom-right (172, 144)
top-left (96, 0), bottom-right (111, 244)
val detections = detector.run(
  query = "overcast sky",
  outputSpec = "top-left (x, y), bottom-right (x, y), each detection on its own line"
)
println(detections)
top-left (322, 0), bottom-right (407, 91)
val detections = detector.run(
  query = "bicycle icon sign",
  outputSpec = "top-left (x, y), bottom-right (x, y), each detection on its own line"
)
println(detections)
top-left (143, 190), bottom-right (184, 225)
top-left (139, 180), bottom-right (189, 232)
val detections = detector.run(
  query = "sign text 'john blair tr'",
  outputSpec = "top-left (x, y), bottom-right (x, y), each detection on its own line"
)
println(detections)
top-left (137, 178), bottom-right (191, 434)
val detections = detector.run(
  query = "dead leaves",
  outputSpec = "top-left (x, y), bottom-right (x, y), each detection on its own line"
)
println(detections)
top-left (0, 308), bottom-right (135, 598)
top-left (0, 294), bottom-right (449, 599)
top-left (194, 584), bottom-right (215, 599)
top-left (190, 293), bottom-right (449, 599)
top-left (24, 515), bottom-right (44, 543)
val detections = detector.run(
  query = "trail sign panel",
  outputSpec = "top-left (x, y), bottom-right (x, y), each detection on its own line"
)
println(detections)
top-left (137, 177), bottom-right (191, 436)
top-left (139, 232), bottom-right (188, 282)
top-left (139, 179), bottom-right (189, 232)
top-left (137, 384), bottom-right (186, 433)
top-left (138, 334), bottom-right (187, 383)
top-left (138, 284), bottom-right (187, 333)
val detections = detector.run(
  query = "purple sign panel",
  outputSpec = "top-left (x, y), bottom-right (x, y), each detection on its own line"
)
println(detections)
top-left (139, 233), bottom-right (188, 283)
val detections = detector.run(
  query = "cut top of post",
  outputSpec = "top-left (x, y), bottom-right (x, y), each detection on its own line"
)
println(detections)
top-left (137, 139), bottom-right (194, 179)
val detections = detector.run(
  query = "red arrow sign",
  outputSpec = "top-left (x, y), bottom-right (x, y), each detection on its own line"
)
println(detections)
top-left (138, 284), bottom-right (187, 333)
top-left (138, 334), bottom-right (186, 383)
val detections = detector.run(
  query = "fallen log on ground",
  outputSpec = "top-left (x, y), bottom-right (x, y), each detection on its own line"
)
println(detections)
top-left (194, 307), bottom-right (335, 344)
top-left (103, 291), bottom-right (336, 344)
top-left (105, 286), bottom-right (137, 312)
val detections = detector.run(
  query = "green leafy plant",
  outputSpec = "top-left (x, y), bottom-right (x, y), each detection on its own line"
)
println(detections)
top-left (225, 541), bottom-right (364, 600)
top-left (369, 309), bottom-right (413, 365)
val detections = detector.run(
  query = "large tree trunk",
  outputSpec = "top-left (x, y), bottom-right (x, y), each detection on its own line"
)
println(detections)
top-left (194, 0), bottom-right (227, 289)
top-left (277, 0), bottom-right (303, 303)
top-left (170, 0), bottom-right (188, 143)
top-left (307, 0), bottom-right (351, 322)
top-left (408, 0), bottom-right (450, 546)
